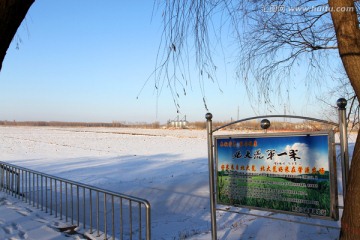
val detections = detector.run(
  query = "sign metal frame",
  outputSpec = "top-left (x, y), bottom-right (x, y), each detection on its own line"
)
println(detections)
top-left (205, 99), bottom-right (349, 240)
top-left (214, 131), bottom-right (338, 220)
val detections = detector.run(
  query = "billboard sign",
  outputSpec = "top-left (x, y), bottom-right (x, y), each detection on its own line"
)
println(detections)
top-left (215, 131), bottom-right (338, 220)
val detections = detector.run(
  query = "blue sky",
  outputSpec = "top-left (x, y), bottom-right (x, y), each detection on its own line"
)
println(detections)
top-left (0, 1), bottom-right (342, 123)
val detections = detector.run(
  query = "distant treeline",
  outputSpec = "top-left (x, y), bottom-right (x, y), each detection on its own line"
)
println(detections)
top-left (0, 119), bottom-right (346, 131)
top-left (0, 120), bottom-right (161, 129)
top-left (190, 120), bottom-right (337, 131)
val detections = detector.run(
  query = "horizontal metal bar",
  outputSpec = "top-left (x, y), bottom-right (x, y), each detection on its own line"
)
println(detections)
top-left (213, 114), bottom-right (338, 133)
top-left (217, 208), bottom-right (340, 230)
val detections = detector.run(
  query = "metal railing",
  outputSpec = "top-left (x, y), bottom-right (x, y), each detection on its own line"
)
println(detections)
top-left (0, 161), bottom-right (151, 240)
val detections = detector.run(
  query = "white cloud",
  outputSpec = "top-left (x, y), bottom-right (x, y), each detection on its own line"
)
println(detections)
top-left (280, 142), bottom-right (329, 171)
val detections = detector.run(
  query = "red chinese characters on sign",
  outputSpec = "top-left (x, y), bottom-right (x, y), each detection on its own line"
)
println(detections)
top-left (220, 140), bottom-right (258, 148)
top-left (219, 164), bottom-right (326, 175)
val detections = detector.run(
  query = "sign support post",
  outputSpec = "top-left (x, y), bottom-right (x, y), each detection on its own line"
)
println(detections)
top-left (206, 113), bottom-right (217, 240)
top-left (337, 98), bottom-right (349, 199)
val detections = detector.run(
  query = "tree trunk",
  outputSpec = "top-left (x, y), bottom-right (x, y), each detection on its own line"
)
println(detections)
top-left (0, 0), bottom-right (35, 72)
top-left (341, 133), bottom-right (360, 239)
top-left (328, 0), bottom-right (360, 239)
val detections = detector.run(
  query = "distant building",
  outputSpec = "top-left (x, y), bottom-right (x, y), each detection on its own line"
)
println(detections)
top-left (168, 115), bottom-right (188, 128)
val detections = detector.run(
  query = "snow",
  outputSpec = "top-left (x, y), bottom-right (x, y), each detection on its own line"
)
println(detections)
top-left (0, 193), bottom-right (85, 240)
top-left (0, 126), bottom-right (356, 239)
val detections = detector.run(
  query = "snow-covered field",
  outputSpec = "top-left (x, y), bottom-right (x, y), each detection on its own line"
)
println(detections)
top-left (0, 126), bottom-right (356, 239)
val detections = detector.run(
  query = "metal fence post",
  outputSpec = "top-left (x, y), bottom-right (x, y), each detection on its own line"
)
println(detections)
top-left (337, 98), bottom-right (349, 199)
top-left (206, 113), bottom-right (217, 240)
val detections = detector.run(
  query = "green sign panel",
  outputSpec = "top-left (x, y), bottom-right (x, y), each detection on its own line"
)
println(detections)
top-left (215, 132), bottom-right (338, 220)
